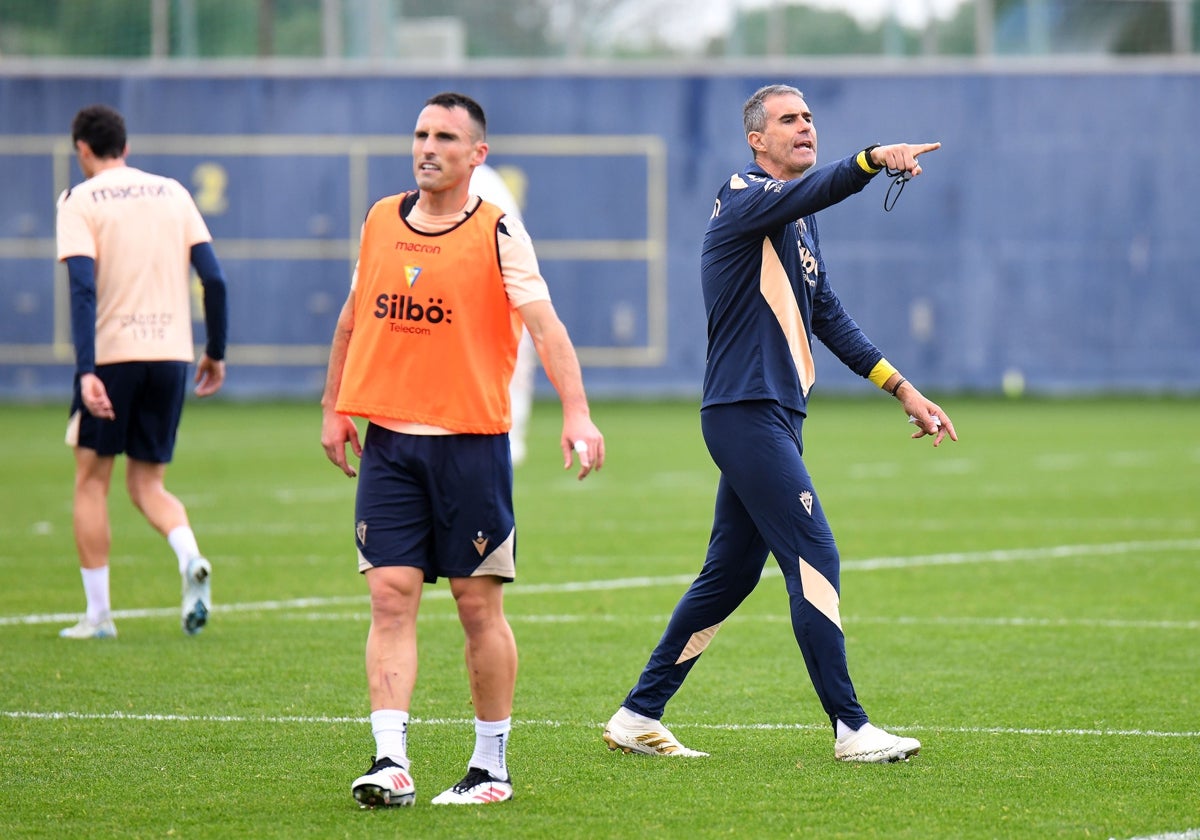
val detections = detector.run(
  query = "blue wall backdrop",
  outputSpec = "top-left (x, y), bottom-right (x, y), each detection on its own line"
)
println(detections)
top-left (2, 68), bottom-right (1197, 400)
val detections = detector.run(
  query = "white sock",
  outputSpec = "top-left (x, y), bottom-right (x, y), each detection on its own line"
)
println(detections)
top-left (167, 526), bottom-right (201, 576)
top-left (469, 717), bottom-right (510, 780)
top-left (371, 709), bottom-right (409, 768)
top-left (620, 706), bottom-right (659, 725)
top-left (81, 566), bottom-right (111, 624)
top-left (836, 719), bottom-right (861, 739)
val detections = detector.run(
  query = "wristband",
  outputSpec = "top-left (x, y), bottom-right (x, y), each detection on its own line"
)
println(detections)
top-left (859, 144), bottom-right (883, 173)
top-left (888, 377), bottom-right (907, 397)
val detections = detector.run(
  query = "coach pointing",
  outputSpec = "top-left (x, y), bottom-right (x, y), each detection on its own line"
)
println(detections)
top-left (605, 84), bottom-right (956, 763)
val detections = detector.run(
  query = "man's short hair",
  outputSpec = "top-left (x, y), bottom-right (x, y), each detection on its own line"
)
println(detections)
top-left (743, 84), bottom-right (804, 136)
top-left (424, 91), bottom-right (487, 140)
top-left (71, 105), bottom-right (127, 159)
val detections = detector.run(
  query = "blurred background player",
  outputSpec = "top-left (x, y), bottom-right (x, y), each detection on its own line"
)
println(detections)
top-left (470, 163), bottom-right (536, 466)
top-left (55, 104), bottom-right (229, 639)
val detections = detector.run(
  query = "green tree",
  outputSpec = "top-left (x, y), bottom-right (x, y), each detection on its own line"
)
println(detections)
top-left (712, 5), bottom-right (897, 57)
top-left (398, 0), bottom-right (556, 57)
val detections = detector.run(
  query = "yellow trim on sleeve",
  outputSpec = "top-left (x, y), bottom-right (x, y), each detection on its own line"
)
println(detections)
top-left (857, 150), bottom-right (882, 173)
top-left (868, 358), bottom-right (898, 389)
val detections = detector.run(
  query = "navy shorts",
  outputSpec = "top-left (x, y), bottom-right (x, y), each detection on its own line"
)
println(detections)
top-left (68, 361), bottom-right (188, 462)
top-left (354, 423), bottom-right (516, 583)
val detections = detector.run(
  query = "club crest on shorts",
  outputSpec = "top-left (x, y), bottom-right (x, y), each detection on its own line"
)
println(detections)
top-left (356, 520), bottom-right (368, 545)
top-left (473, 531), bottom-right (489, 557)
top-left (798, 490), bottom-right (814, 516)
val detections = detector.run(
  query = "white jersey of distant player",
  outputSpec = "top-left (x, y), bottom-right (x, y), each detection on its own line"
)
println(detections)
top-left (471, 163), bottom-right (523, 220)
top-left (471, 164), bottom-right (536, 465)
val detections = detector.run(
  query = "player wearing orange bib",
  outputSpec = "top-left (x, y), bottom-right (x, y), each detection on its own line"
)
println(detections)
top-left (336, 192), bottom-right (519, 433)
top-left (321, 91), bottom-right (604, 808)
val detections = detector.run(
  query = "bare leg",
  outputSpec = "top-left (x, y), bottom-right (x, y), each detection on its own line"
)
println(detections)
top-left (73, 447), bottom-right (115, 570)
top-left (364, 565), bottom-right (425, 712)
top-left (125, 457), bottom-right (189, 536)
top-left (450, 575), bottom-right (516, 721)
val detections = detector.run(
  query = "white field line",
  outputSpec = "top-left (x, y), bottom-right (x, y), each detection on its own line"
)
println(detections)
top-left (4, 537), bottom-right (1199, 628)
top-left (1114, 832), bottom-right (1200, 840)
top-left (2, 709), bottom-right (1199, 740)
top-left (5, 539), bottom-right (1200, 743)
top-left (273, 612), bottom-right (1200, 631)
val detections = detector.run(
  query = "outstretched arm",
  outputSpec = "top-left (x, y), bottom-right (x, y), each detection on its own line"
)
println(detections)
top-left (864, 142), bottom-right (942, 178)
top-left (724, 141), bottom-right (942, 236)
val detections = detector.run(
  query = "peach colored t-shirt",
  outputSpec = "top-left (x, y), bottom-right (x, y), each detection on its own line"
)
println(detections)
top-left (56, 165), bottom-right (211, 364)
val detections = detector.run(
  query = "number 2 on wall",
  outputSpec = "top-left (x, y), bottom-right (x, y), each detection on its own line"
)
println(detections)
top-left (192, 162), bottom-right (229, 215)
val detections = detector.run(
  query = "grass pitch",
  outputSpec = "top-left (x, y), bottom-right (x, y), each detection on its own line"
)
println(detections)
top-left (1, 395), bottom-right (1198, 839)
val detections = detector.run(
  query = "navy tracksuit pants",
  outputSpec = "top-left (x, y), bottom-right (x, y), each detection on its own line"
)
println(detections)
top-left (622, 400), bottom-right (868, 731)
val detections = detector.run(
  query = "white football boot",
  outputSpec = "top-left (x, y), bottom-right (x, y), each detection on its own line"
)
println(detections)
top-left (430, 767), bottom-right (513, 805)
top-left (352, 756), bottom-right (416, 808)
top-left (603, 706), bottom-right (709, 757)
top-left (181, 556), bottom-right (211, 635)
top-left (834, 722), bottom-right (921, 762)
top-left (59, 617), bottom-right (117, 640)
